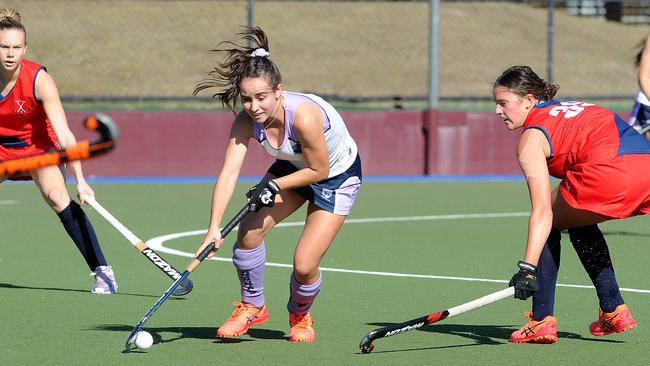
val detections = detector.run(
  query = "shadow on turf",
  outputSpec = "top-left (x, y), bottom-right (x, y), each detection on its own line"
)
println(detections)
top-left (359, 322), bottom-right (624, 354)
top-left (94, 324), bottom-right (286, 348)
top-left (0, 282), bottom-right (175, 299)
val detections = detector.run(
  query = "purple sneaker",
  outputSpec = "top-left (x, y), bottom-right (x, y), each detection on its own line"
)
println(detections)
top-left (90, 265), bottom-right (118, 294)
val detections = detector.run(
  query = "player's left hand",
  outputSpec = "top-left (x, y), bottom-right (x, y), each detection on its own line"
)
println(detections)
top-left (509, 261), bottom-right (538, 300)
top-left (77, 181), bottom-right (95, 204)
top-left (246, 179), bottom-right (281, 212)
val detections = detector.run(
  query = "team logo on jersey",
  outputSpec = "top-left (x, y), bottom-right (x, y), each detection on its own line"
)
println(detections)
top-left (14, 100), bottom-right (28, 114)
top-left (290, 140), bottom-right (302, 154)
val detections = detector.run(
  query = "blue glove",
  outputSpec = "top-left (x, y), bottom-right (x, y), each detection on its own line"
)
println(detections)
top-left (509, 261), bottom-right (538, 300)
top-left (246, 179), bottom-right (281, 212)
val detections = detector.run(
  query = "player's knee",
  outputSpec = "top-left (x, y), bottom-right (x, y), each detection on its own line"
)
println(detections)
top-left (238, 231), bottom-right (264, 249)
top-left (292, 260), bottom-right (318, 282)
top-left (44, 188), bottom-right (71, 212)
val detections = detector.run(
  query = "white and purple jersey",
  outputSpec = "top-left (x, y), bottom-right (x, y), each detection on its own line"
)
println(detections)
top-left (252, 91), bottom-right (358, 178)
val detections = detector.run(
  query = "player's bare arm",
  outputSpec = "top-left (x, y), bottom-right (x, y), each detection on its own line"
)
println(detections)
top-left (35, 69), bottom-right (94, 200)
top-left (639, 35), bottom-right (650, 99)
top-left (197, 111), bottom-right (252, 257)
top-left (517, 128), bottom-right (553, 266)
top-left (274, 102), bottom-right (329, 190)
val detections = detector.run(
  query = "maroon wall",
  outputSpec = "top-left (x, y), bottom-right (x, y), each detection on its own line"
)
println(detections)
top-left (341, 110), bottom-right (425, 175)
top-left (68, 110), bottom-right (274, 177)
top-left (424, 109), bottom-right (521, 175)
top-left (68, 109), bottom-right (622, 177)
top-left (68, 110), bottom-right (434, 177)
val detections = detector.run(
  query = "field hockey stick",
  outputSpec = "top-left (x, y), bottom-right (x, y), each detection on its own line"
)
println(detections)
top-left (359, 286), bottom-right (514, 354)
top-left (82, 195), bottom-right (193, 296)
top-left (0, 113), bottom-right (118, 176)
top-left (124, 202), bottom-right (251, 351)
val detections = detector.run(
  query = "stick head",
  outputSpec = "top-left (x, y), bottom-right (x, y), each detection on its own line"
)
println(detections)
top-left (124, 328), bottom-right (140, 352)
top-left (171, 278), bottom-right (193, 296)
top-left (359, 333), bottom-right (375, 354)
top-left (84, 113), bottom-right (119, 146)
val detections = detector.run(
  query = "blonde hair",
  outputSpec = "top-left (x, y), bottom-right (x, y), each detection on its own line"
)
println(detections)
top-left (0, 8), bottom-right (26, 39)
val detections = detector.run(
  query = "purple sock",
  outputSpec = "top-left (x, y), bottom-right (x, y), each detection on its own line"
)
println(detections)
top-left (287, 272), bottom-right (322, 315)
top-left (232, 242), bottom-right (266, 308)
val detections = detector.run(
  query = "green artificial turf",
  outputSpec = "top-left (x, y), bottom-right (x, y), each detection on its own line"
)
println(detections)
top-left (1, 181), bottom-right (649, 365)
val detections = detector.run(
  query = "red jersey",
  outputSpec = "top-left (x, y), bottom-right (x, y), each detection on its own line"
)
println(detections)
top-left (0, 59), bottom-right (59, 160)
top-left (524, 100), bottom-right (650, 218)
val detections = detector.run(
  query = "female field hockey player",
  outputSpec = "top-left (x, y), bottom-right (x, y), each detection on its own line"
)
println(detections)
top-left (193, 27), bottom-right (361, 343)
top-left (493, 65), bottom-right (650, 343)
top-left (629, 33), bottom-right (650, 140)
top-left (0, 9), bottom-right (117, 294)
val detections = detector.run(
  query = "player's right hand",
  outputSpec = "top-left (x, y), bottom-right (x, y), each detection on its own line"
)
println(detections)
top-left (195, 229), bottom-right (224, 259)
top-left (247, 179), bottom-right (281, 212)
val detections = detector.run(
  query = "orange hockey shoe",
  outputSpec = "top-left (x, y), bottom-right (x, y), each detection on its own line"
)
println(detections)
top-left (288, 312), bottom-right (316, 343)
top-left (589, 304), bottom-right (637, 336)
top-left (510, 311), bottom-right (558, 344)
top-left (216, 301), bottom-right (269, 338)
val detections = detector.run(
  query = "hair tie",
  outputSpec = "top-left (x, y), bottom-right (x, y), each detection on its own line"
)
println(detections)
top-left (250, 48), bottom-right (270, 58)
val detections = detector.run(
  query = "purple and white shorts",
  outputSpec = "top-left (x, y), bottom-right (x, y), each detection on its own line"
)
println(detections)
top-left (267, 154), bottom-right (362, 215)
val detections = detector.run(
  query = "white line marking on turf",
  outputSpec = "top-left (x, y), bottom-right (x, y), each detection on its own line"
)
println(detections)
top-left (146, 211), bottom-right (650, 295)
top-left (0, 200), bottom-right (19, 205)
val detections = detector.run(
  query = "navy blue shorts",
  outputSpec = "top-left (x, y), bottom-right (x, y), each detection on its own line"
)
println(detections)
top-left (267, 154), bottom-right (362, 215)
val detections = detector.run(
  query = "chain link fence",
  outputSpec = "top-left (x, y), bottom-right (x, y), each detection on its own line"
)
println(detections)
top-left (1, 0), bottom-right (648, 108)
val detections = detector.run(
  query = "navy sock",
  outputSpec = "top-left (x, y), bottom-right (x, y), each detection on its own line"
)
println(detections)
top-left (532, 228), bottom-right (561, 321)
top-left (57, 201), bottom-right (107, 270)
top-left (569, 225), bottom-right (624, 312)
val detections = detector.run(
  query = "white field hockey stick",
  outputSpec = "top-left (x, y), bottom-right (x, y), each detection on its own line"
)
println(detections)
top-left (359, 286), bottom-right (514, 353)
top-left (83, 195), bottom-right (193, 296)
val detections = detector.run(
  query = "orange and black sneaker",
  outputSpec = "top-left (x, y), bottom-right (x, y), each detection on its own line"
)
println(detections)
top-left (510, 311), bottom-right (558, 344)
top-left (288, 312), bottom-right (316, 343)
top-left (216, 301), bottom-right (269, 338)
top-left (589, 304), bottom-right (637, 336)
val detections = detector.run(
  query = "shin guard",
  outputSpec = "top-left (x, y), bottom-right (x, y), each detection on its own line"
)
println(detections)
top-left (57, 200), bottom-right (107, 270)
top-left (569, 225), bottom-right (624, 312)
top-left (532, 228), bottom-right (561, 321)
top-left (233, 242), bottom-right (266, 308)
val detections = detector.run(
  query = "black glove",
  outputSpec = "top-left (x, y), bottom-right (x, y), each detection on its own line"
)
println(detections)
top-left (509, 261), bottom-right (538, 300)
top-left (246, 179), bottom-right (281, 212)
top-left (245, 176), bottom-right (270, 199)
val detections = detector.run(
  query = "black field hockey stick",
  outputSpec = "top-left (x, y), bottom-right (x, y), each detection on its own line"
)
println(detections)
top-left (82, 195), bottom-right (193, 296)
top-left (359, 286), bottom-right (514, 354)
top-left (124, 203), bottom-right (251, 352)
top-left (0, 113), bottom-right (118, 176)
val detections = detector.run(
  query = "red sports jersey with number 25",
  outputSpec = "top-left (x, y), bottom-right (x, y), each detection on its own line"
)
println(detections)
top-left (0, 59), bottom-right (59, 160)
top-left (524, 100), bottom-right (650, 218)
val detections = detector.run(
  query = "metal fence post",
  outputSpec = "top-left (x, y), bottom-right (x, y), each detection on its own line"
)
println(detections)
top-left (429, 0), bottom-right (440, 109)
top-left (547, 0), bottom-right (555, 82)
